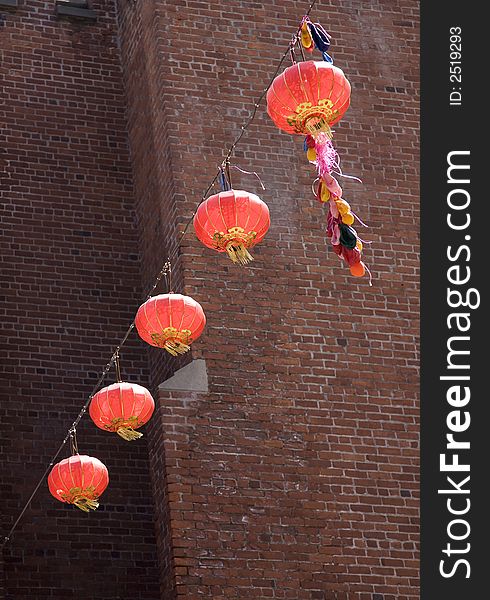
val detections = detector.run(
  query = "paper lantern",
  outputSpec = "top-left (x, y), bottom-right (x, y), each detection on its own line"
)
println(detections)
top-left (89, 382), bottom-right (155, 441)
top-left (193, 189), bottom-right (270, 264)
top-left (266, 60), bottom-right (351, 137)
top-left (135, 293), bottom-right (206, 355)
top-left (48, 455), bottom-right (109, 512)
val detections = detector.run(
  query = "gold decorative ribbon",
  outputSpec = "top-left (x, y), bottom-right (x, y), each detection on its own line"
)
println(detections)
top-left (287, 99), bottom-right (337, 137)
top-left (150, 327), bottom-right (193, 355)
top-left (62, 486), bottom-right (100, 512)
top-left (213, 227), bottom-right (257, 265)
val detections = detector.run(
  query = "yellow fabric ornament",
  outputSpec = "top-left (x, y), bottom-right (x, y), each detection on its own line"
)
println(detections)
top-left (306, 147), bottom-right (317, 162)
top-left (320, 183), bottom-right (330, 203)
top-left (300, 22), bottom-right (314, 49)
top-left (335, 199), bottom-right (350, 215)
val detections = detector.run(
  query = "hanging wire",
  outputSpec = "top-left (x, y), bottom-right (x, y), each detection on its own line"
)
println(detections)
top-left (1, 0), bottom-right (319, 549)
top-left (160, 260), bottom-right (172, 294)
top-left (297, 32), bottom-right (307, 62)
top-left (114, 350), bottom-right (122, 383)
top-left (224, 159), bottom-right (233, 190)
top-left (69, 429), bottom-right (79, 456)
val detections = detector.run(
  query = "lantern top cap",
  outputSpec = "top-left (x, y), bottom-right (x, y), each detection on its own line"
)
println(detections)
top-left (95, 380), bottom-right (151, 390)
top-left (212, 188), bottom-right (259, 194)
top-left (283, 59), bottom-right (345, 73)
top-left (58, 454), bottom-right (106, 465)
top-left (144, 292), bottom-right (197, 301)
top-left (206, 189), bottom-right (264, 201)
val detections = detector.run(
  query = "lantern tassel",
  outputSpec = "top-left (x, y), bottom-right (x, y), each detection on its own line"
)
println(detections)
top-left (116, 427), bottom-right (143, 441)
top-left (164, 340), bottom-right (191, 356)
top-left (72, 496), bottom-right (100, 512)
top-left (314, 133), bottom-right (339, 178)
top-left (226, 243), bottom-right (254, 265)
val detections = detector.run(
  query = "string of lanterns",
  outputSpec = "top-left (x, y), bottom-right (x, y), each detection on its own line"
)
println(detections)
top-left (3, 0), bottom-right (374, 539)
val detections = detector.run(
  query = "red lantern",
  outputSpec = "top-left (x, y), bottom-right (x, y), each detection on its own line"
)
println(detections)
top-left (193, 189), bottom-right (270, 264)
top-left (89, 382), bottom-right (155, 441)
top-left (266, 60), bottom-right (351, 137)
top-left (48, 455), bottom-right (109, 512)
top-left (135, 293), bottom-right (206, 356)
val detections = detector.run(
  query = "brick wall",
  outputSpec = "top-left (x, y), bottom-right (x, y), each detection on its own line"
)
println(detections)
top-left (115, 0), bottom-right (419, 598)
top-left (1, 0), bottom-right (419, 598)
top-left (114, 3), bottom-right (186, 595)
top-left (0, 1), bottom-right (160, 598)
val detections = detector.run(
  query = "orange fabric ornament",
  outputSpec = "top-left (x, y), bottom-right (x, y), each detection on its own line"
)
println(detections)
top-left (350, 261), bottom-right (366, 277)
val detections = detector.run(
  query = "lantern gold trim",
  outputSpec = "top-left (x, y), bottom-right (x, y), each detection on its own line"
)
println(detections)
top-left (61, 486), bottom-right (100, 512)
top-left (212, 227), bottom-right (257, 265)
top-left (150, 327), bottom-right (193, 355)
top-left (286, 98), bottom-right (336, 137)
